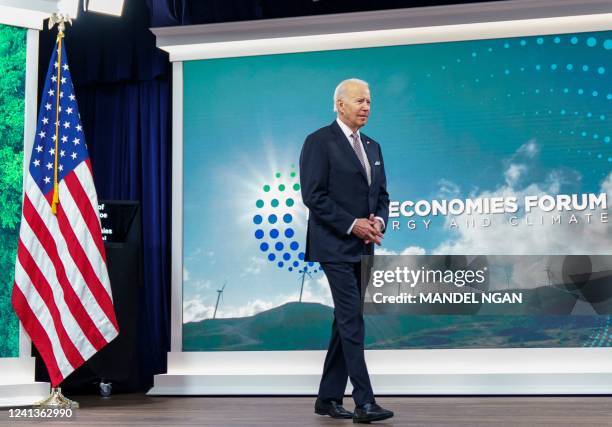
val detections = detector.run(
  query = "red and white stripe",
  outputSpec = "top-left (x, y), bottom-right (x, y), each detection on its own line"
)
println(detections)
top-left (12, 161), bottom-right (119, 386)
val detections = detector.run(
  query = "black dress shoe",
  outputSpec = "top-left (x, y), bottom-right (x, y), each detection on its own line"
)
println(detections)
top-left (314, 398), bottom-right (354, 419)
top-left (353, 402), bottom-right (394, 423)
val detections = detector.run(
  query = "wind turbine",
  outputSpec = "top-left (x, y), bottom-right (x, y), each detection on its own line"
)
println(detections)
top-left (213, 281), bottom-right (227, 319)
top-left (544, 267), bottom-right (553, 287)
top-left (503, 264), bottom-right (513, 289)
top-left (298, 269), bottom-right (312, 303)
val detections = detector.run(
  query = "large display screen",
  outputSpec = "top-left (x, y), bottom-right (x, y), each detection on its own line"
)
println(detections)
top-left (182, 30), bottom-right (611, 351)
top-left (0, 24), bottom-right (27, 358)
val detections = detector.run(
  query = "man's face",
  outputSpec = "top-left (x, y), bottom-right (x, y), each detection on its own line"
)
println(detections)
top-left (337, 82), bottom-right (371, 131)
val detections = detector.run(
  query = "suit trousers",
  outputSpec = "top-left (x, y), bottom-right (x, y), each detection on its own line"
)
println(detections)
top-left (318, 261), bottom-right (374, 406)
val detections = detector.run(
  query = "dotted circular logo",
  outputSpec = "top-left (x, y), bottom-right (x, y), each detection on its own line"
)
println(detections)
top-left (252, 164), bottom-right (320, 275)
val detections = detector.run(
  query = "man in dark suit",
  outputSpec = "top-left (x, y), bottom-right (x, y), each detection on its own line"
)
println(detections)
top-left (300, 78), bottom-right (393, 423)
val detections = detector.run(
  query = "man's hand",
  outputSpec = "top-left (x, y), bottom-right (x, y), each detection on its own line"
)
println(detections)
top-left (370, 213), bottom-right (383, 233)
top-left (364, 214), bottom-right (383, 245)
top-left (352, 217), bottom-right (383, 245)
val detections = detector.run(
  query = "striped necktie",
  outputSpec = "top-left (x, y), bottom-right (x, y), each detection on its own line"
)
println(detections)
top-left (351, 132), bottom-right (371, 185)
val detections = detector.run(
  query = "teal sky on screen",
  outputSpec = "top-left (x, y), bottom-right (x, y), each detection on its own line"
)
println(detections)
top-left (183, 31), bottom-right (611, 325)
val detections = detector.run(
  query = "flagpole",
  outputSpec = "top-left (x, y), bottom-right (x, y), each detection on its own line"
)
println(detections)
top-left (48, 13), bottom-right (70, 214)
top-left (33, 12), bottom-right (79, 410)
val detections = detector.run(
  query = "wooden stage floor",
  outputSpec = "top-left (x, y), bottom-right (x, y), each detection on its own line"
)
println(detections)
top-left (2, 394), bottom-right (612, 426)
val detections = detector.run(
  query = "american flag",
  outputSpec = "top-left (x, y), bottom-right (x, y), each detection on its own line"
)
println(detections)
top-left (11, 38), bottom-right (119, 387)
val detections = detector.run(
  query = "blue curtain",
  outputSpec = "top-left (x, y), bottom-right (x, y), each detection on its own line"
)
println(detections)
top-left (79, 81), bottom-right (172, 387)
top-left (38, 0), bottom-right (171, 390)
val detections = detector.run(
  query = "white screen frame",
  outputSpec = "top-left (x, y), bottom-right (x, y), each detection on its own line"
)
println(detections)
top-left (19, 28), bottom-right (39, 358)
top-left (0, 22), bottom-right (52, 407)
top-left (152, 0), bottom-right (612, 395)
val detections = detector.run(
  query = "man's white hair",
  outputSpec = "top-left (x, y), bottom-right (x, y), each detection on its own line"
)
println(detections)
top-left (333, 78), bottom-right (369, 112)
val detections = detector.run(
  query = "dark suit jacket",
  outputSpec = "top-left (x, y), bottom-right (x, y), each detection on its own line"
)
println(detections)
top-left (299, 120), bottom-right (390, 263)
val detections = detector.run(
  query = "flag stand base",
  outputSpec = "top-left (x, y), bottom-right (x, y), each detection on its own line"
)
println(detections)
top-left (33, 387), bottom-right (79, 409)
